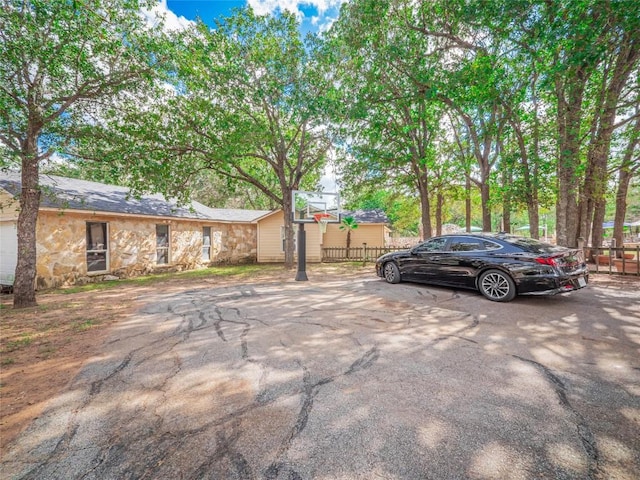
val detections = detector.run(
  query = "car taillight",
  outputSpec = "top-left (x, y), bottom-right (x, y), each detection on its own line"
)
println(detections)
top-left (535, 257), bottom-right (558, 266)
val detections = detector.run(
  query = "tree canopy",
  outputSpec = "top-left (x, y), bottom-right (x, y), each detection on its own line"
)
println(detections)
top-left (2, 0), bottom-right (639, 308)
top-left (0, 0), bottom-right (172, 307)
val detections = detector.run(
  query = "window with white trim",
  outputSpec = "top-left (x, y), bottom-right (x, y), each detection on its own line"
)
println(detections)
top-left (156, 224), bottom-right (169, 264)
top-left (281, 225), bottom-right (297, 252)
top-left (86, 222), bottom-right (108, 272)
top-left (202, 226), bottom-right (211, 261)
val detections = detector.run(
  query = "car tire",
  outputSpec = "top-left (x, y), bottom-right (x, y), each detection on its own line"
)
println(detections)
top-left (478, 269), bottom-right (516, 302)
top-left (383, 262), bottom-right (401, 284)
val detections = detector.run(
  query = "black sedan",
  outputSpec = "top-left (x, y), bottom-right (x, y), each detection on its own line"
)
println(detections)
top-left (375, 233), bottom-right (588, 302)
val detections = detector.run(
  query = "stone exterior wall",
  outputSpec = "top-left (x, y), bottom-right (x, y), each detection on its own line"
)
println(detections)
top-left (34, 210), bottom-right (258, 289)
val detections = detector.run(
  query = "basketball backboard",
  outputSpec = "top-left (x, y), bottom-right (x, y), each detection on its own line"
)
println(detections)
top-left (291, 190), bottom-right (341, 224)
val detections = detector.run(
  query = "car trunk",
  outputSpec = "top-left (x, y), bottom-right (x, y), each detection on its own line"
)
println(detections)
top-left (550, 250), bottom-right (585, 274)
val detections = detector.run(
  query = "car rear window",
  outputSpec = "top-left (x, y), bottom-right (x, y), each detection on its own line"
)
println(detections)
top-left (502, 236), bottom-right (566, 254)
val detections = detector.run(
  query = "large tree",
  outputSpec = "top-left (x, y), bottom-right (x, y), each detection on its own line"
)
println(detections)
top-left (330, 0), bottom-right (640, 245)
top-left (0, 0), bottom-right (169, 308)
top-left (325, 0), bottom-right (454, 238)
top-left (486, 0), bottom-right (640, 246)
top-left (76, 9), bottom-right (328, 267)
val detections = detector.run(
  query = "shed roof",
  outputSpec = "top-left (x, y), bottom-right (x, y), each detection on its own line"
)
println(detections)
top-left (0, 173), bottom-right (270, 222)
top-left (342, 209), bottom-right (390, 224)
top-left (253, 208), bottom-right (390, 224)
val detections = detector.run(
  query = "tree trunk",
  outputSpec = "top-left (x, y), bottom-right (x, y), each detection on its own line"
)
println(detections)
top-left (281, 188), bottom-right (295, 268)
top-left (480, 181), bottom-right (491, 232)
top-left (613, 167), bottom-right (631, 253)
top-left (465, 173), bottom-right (471, 232)
top-left (590, 199), bottom-right (607, 249)
top-left (435, 192), bottom-right (443, 236)
top-left (14, 154), bottom-right (40, 308)
top-left (502, 168), bottom-right (511, 234)
top-left (529, 78), bottom-right (541, 240)
top-left (503, 209), bottom-right (511, 234)
top-left (555, 78), bottom-right (585, 247)
top-left (417, 172), bottom-right (431, 240)
top-left (504, 105), bottom-right (540, 239)
top-left (528, 206), bottom-right (540, 240)
top-left (612, 113), bottom-right (640, 251)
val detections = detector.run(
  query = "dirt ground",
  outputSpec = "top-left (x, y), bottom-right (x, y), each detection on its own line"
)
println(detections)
top-left (0, 264), bottom-right (368, 450)
top-left (0, 265), bottom-right (637, 453)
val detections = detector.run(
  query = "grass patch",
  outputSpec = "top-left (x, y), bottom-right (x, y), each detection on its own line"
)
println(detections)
top-left (1, 357), bottom-right (15, 366)
top-left (60, 280), bottom-right (121, 294)
top-left (71, 320), bottom-right (95, 332)
top-left (56, 264), bottom-right (286, 294)
top-left (2, 334), bottom-right (33, 352)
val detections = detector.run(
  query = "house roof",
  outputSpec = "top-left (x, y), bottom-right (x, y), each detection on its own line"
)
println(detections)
top-left (0, 172), bottom-right (270, 223)
top-left (342, 209), bottom-right (390, 224)
top-left (197, 204), bottom-right (272, 223)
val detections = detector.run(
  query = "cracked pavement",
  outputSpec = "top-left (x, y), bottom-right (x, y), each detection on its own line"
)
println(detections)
top-left (1, 272), bottom-right (639, 479)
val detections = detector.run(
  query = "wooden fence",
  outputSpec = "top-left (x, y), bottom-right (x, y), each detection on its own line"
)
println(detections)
top-left (587, 246), bottom-right (640, 276)
top-left (322, 246), bottom-right (406, 263)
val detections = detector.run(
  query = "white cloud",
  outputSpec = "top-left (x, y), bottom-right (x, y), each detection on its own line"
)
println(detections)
top-left (143, 0), bottom-right (193, 32)
top-left (248, 0), bottom-right (303, 19)
top-left (248, 0), bottom-right (347, 20)
top-left (316, 14), bottom-right (338, 33)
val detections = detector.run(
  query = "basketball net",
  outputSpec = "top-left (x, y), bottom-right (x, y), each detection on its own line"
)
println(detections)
top-left (313, 213), bottom-right (331, 234)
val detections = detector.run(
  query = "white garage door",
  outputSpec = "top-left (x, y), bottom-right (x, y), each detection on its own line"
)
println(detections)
top-left (0, 221), bottom-right (18, 286)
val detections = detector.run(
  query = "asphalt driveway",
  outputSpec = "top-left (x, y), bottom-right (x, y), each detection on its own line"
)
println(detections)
top-left (2, 271), bottom-right (639, 479)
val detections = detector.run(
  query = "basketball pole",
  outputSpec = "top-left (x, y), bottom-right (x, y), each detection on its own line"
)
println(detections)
top-left (295, 222), bottom-right (308, 281)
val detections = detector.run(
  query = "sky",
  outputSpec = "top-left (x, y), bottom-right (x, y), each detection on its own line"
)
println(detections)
top-left (159, 0), bottom-right (346, 35)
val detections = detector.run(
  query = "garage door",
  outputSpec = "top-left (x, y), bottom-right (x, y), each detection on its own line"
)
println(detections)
top-left (0, 221), bottom-right (18, 286)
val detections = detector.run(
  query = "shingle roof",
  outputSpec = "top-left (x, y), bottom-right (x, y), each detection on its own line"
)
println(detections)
top-left (0, 172), bottom-right (271, 222)
top-left (197, 204), bottom-right (272, 223)
top-left (342, 209), bottom-right (390, 224)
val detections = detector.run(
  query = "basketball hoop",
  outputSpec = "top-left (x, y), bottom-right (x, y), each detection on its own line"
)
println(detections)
top-left (313, 213), bottom-right (331, 234)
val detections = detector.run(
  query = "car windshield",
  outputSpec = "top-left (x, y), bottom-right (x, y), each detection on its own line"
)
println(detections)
top-left (500, 236), bottom-right (567, 254)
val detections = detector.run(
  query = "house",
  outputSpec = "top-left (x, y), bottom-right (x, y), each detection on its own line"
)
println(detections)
top-left (0, 173), bottom-right (269, 289)
top-left (255, 208), bottom-right (390, 263)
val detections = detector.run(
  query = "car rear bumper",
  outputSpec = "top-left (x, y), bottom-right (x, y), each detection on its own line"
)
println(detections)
top-left (519, 272), bottom-right (589, 296)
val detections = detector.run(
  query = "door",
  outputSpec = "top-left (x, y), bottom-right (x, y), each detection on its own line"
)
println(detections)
top-left (400, 237), bottom-right (449, 282)
top-left (0, 221), bottom-right (18, 286)
top-left (439, 236), bottom-right (488, 287)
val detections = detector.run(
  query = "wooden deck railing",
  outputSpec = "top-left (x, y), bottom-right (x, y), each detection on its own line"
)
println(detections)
top-left (587, 246), bottom-right (640, 276)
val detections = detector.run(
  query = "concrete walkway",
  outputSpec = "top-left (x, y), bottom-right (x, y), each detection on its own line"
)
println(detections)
top-left (2, 273), bottom-right (639, 479)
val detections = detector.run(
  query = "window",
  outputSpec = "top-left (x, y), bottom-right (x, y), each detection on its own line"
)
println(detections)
top-left (449, 238), bottom-right (484, 252)
top-left (503, 236), bottom-right (564, 254)
top-left (483, 240), bottom-right (502, 250)
top-left (281, 225), bottom-right (297, 252)
top-left (86, 222), bottom-right (108, 272)
top-left (414, 237), bottom-right (448, 253)
top-left (156, 224), bottom-right (169, 264)
top-left (202, 227), bottom-right (211, 261)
